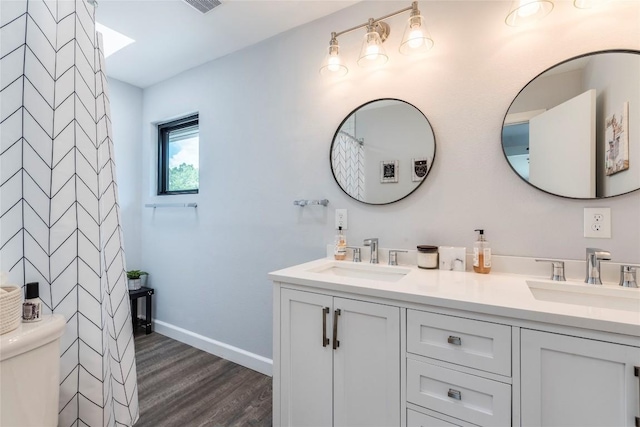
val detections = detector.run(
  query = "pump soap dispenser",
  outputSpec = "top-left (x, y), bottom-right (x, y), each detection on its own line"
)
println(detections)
top-left (334, 226), bottom-right (347, 260)
top-left (473, 229), bottom-right (491, 274)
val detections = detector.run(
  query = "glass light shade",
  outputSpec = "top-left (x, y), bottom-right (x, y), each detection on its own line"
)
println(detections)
top-left (319, 44), bottom-right (348, 77)
top-left (574, 0), bottom-right (610, 8)
top-left (505, 0), bottom-right (554, 26)
top-left (357, 30), bottom-right (388, 68)
top-left (399, 15), bottom-right (434, 55)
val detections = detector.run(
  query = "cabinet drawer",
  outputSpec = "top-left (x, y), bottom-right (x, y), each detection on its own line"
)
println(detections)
top-left (407, 359), bottom-right (511, 426)
top-left (407, 409), bottom-right (467, 427)
top-left (407, 310), bottom-right (511, 376)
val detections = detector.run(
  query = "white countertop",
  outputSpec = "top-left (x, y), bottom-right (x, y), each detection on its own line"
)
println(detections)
top-left (269, 258), bottom-right (640, 338)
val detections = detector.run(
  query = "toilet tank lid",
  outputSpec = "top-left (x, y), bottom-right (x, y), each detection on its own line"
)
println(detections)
top-left (1, 314), bottom-right (66, 361)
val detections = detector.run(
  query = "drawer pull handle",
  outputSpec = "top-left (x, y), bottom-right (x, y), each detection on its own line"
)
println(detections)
top-left (447, 336), bottom-right (462, 346)
top-left (447, 389), bottom-right (462, 400)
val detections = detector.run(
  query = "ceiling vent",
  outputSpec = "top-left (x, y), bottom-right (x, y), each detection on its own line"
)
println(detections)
top-left (183, 0), bottom-right (222, 14)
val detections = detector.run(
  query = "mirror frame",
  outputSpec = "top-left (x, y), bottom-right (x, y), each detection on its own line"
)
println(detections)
top-left (330, 98), bottom-right (436, 205)
top-left (501, 49), bottom-right (640, 200)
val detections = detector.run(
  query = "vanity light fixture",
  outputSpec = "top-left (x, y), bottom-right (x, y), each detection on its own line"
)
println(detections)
top-left (320, 33), bottom-right (349, 77)
top-left (358, 19), bottom-right (390, 67)
top-left (320, 1), bottom-right (433, 76)
top-left (505, 0), bottom-right (554, 26)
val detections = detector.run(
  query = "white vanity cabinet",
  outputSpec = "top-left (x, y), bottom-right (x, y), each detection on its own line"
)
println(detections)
top-left (278, 287), bottom-right (401, 427)
top-left (271, 260), bottom-right (640, 427)
top-left (521, 329), bottom-right (640, 426)
top-left (406, 309), bottom-right (513, 426)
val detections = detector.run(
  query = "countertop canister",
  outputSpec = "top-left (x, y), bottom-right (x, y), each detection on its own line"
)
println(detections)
top-left (417, 245), bottom-right (438, 269)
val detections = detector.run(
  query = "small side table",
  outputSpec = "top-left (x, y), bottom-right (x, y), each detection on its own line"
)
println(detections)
top-left (129, 286), bottom-right (154, 334)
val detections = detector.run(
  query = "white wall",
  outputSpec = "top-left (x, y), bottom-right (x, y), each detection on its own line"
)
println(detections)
top-left (360, 103), bottom-right (435, 204)
top-left (508, 69), bottom-right (583, 114)
top-left (108, 78), bottom-right (143, 270)
top-left (115, 1), bottom-right (640, 362)
top-left (583, 53), bottom-right (640, 197)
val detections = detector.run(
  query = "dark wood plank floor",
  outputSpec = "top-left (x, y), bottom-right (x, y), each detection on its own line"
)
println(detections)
top-left (134, 332), bottom-right (272, 427)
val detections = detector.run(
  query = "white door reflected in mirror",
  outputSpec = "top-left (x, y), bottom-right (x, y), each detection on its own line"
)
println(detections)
top-left (502, 50), bottom-right (640, 199)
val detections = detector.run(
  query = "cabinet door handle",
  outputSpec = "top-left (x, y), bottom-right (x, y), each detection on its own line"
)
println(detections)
top-left (447, 336), bottom-right (462, 346)
top-left (635, 366), bottom-right (639, 427)
top-left (447, 388), bottom-right (462, 400)
top-left (322, 307), bottom-right (330, 347)
top-left (332, 309), bottom-right (341, 350)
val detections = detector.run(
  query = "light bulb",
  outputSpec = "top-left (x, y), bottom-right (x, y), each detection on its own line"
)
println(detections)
top-left (327, 55), bottom-right (340, 72)
top-left (366, 43), bottom-right (379, 60)
top-left (358, 25), bottom-right (388, 67)
top-left (518, 0), bottom-right (541, 17)
top-left (407, 28), bottom-right (424, 49)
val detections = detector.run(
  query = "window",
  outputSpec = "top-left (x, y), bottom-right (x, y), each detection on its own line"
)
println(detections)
top-left (158, 115), bottom-right (199, 195)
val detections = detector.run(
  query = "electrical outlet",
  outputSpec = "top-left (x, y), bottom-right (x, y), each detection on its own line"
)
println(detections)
top-left (335, 209), bottom-right (348, 230)
top-left (584, 208), bottom-right (611, 238)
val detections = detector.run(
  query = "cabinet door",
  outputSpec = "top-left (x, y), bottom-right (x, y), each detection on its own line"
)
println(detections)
top-left (280, 288), bottom-right (334, 427)
top-left (521, 329), bottom-right (640, 427)
top-left (333, 298), bottom-right (401, 427)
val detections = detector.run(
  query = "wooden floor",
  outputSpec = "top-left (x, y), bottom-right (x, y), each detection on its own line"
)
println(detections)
top-left (134, 332), bottom-right (272, 427)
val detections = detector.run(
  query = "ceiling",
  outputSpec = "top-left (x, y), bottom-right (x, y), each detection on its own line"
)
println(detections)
top-left (95, 0), bottom-right (358, 88)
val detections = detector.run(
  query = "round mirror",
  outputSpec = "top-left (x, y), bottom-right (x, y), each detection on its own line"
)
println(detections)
top-left (502, 50), bottom-right (640, 199)
top-left (330, 99), bottom-right (436, 205)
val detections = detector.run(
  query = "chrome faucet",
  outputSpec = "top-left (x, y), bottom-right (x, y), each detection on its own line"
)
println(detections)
top-left (363, 238), bottom-right (379, 264)
top-left (585, 248), bottom-right (611, 285)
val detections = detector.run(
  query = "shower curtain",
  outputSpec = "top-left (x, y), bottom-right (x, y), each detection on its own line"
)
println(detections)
top-left (0, 0), bottom-right (139, 425)
top-left (332, 131), bottom-right (365, 201)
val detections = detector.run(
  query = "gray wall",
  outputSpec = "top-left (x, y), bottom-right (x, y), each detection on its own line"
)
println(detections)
top-left (108, 78), bottom-right (143, 270)
top-left (113, 1), bottom-right (640, 361)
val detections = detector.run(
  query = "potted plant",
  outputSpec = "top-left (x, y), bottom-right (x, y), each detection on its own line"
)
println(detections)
top-left (127, 270), bottom-right (148, 290)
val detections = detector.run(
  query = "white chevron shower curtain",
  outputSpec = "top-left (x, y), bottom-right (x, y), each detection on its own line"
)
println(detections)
top-left (332, 115), bottom-right (365, 201)
top-left (0, 0), bottom-right (139, 425)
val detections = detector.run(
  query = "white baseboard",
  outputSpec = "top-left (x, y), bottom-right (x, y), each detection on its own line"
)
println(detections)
top-left (151, 319), bottom-right (273, 377)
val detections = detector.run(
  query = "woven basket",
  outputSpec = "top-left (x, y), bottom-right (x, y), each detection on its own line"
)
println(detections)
top-left (1, 286), bottom-right (22, 335)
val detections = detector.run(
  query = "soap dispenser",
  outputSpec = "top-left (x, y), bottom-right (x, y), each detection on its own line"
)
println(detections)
top-left (22, 281), bottom-right (42, 322)
top-left (473, 229), bottom-right (491, 274)
top-left (334, 226), bottom-right (347, 261)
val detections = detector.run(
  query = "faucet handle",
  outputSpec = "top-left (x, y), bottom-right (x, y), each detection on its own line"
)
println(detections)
top-left (586, 247), bottom-right (612, 260)
top-left (535, 259), bottom-right (566, 281)
top-left (619, 265), bottom-right (638, 288)
top-left (347, 247), bottom-right (361, 263)
top-left (388, 250), bottom-right (408, 266)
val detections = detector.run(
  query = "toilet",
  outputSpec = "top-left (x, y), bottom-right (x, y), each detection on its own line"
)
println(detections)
top-left (1, 314), bottom-right (66, 427)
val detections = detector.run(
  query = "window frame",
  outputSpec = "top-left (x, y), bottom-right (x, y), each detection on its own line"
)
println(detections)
top-left (157, 114), bottom-right (199, 195)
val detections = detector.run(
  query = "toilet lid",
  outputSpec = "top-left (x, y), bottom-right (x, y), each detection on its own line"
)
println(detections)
top-left (0, 314), bottom-right (65, 361)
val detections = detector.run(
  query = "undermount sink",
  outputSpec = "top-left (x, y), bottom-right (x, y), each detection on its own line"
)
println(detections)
top-left (526, 280), bottom-right (640, 312)
top-left (308, 262), bottom-right (410, 283)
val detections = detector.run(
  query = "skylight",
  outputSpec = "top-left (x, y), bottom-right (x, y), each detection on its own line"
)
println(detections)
top-left (95, 22), bottom-right (135, 58)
